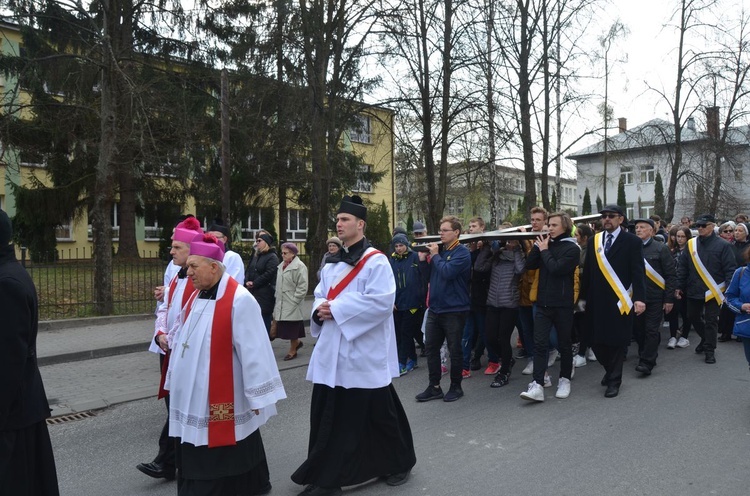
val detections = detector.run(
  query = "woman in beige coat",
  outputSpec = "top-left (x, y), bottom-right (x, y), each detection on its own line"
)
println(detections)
top-left (273, 242), bottom-right (309, 360)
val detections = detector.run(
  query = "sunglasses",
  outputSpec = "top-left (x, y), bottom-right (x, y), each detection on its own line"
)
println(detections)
top-left (722, 229), bottom-right (734, 233)
top-left (696, 224), bottom-right (709, 228)
top-left (601, 213), bottom-right (620, 219)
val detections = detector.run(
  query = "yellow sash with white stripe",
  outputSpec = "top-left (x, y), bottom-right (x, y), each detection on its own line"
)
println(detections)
top-left (687, 237), bottom-right (726, 303)
top-left (644, 259), bottom-right (666, 290)
top-left (594, 232), bottom-right (633, 314)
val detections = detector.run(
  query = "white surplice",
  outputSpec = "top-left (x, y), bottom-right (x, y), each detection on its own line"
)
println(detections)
top-left (223, 250), bottom-right (245, 286)
top-left (148, 273), bottom-right (193, 355)
top-left (306, 247), bottom-right (399, 389)
top-left (165, 272), bottom-right (286, 446)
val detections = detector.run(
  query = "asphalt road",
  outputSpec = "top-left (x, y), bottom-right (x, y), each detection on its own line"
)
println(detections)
top-left (49, 339), bottom-right (750, 496)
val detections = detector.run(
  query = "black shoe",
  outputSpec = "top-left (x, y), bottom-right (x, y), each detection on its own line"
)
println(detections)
top-left (443, 384), bottom-right (464, 402)
top-left (516, 348), bottom-right (528, 359)
top-left (635, 363), bottom-right (652, 375)
top-left (303, 487), bottom-right (342, 496)
top-left (490, 372), bottom-right (510, 388)
top-left (600, 374), bottom-right (609, 386)
top-left (718, 335), bottom-right (731, 342)
top-left (604, 385), bottom-right (620, 398)
top-left (385, 470), bottom-right (411, 486)
top-left (695, 342), bottom-right (706, 354)
top-left (470, 356), bottom-right (482, 371)
top-left (415, 385), bottom-right (444, 402)
top-left (705, 351), bottom-right (716, 364)
top-left (136, 461), bottom-right (175, 480)
top-left (419, 346), bottom-right (427, 357)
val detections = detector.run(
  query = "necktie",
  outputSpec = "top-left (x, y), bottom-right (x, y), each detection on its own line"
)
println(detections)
top-left (604, 233), bottom-right (613, 254)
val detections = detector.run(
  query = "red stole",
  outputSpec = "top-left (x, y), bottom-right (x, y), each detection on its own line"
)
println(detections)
top-left (326, 250), bottom-right (383, 300)
top-left (182, 277), bottom-right (240, 447)
top-left (158, 274), bottom-right (195, 399)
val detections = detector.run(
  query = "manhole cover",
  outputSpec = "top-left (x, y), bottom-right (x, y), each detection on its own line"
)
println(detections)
top-left (46, 411), bottom-right (96, 425)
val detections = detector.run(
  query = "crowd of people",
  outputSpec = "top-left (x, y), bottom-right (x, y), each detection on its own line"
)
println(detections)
top-left (389, 207), bottom-right (750, 403)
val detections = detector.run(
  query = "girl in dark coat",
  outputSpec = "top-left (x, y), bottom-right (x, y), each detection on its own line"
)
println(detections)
top-left (245, 231), bottom-right (279, 336)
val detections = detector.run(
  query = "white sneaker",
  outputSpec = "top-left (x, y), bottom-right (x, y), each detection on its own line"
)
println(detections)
top-left (543, 372), bottom-right (552, 388)
top-left (555, 377), bottom-right (571, 399)
top-left (586, 349), bottom-right (597, 361)
top-left (547, 349), bottom-right (559, 367)
top-left (676, 337), bottom-right (690, 348)
top-left (522, 359), bottom-right (534, 375)
top-left (520, 381), bottom-right (545, 402)
top-left (573, 355), bottom-right (587, 368)
top-left (667, 337), bottom-right (677, 349)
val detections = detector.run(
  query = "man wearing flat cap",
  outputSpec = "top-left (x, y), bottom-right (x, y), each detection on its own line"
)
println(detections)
top-left (0, 208), bottom-right (60, 494)
top-left (207, 218), bottom-right (245, 285)
top-left (579, 205), bottom-right (646, 398)
top-left (292, 195), bottom-right (416, 496)
top-left (632, 218), bottom-right (676, 375)
top-left (165, 233), bottom-right (286, 495)
top-left (676, 214), bottom-right (736, 363)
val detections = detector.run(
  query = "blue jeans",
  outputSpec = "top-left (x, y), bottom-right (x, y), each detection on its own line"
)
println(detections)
top-left (462, 309), bottom-right (497, 368)
top-left (426, 311), bottom-right (467, 387)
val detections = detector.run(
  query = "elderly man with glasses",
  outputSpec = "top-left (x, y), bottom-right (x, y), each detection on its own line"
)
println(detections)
top-left (676, 214), bottom-right (737, 363)
top-left (579, 205), bottom-right (646, 398)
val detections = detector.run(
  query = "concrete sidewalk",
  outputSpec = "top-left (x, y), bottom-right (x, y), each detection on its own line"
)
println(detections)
top-left (39, 296), bottom-right (317, 417)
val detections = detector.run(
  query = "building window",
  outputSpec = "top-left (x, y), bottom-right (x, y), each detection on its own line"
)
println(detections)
top-left (349, 115), bottom-right (371, 144)
top-left (353, 164), bottom-right (373, 193)
top-left (621, 166), bottom-right (634, 185)
top-left (55, 221), bottom-right (73, 241)
top-left (88, 204), bottom-right (119, 240)
top-left (641, 203), bottom-right (654, 218)
top-left (240, 207), bottom-right (272, 241)
top-left (144, 203), bottom-right (180, 241)
top-left (287, 209), bottom-right (308, 241)
top-left (626, 206), bottom-right (634, 220)
top-left (640, 165), bottom-right (655, 183)
top-left (19, 150), bottom-right (45, 167)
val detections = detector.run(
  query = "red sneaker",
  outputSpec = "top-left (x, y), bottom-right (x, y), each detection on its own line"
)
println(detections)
top-left (484, 362), bottom-right (500, 375)
top-left (461, 369), bottom-right (472, 379)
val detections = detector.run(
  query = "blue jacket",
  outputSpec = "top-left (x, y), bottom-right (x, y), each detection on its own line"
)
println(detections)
top-left (426, 241), bottom-right (471, 314)
top-left (389, 249), bottom-right (429, 310)
top-left (725, 264), bottom-right (750, 315)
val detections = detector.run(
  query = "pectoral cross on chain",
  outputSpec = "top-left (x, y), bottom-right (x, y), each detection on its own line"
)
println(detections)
top-left (181, 342), bottom-right (189, 358)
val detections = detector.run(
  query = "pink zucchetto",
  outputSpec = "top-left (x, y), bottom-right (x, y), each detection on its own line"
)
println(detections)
top-left (188, 233), bottom-right (226, 262)
top-left (173, 217), bottom-right (203, 243)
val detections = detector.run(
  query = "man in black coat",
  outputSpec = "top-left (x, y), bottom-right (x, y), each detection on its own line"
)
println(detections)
top-left (676, 213), bottom-right (737, 363)
top-left (580, 205), bottom-right (646, 398)
top-left (632, 219), bottom-right (676, 375)
top-left (0, 208), bottom-right (60, 495)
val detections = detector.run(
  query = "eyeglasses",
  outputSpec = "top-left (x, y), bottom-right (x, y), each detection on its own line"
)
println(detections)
top-left (722, 229), bottom-right (734, 233)
top-left (601, 213), bottom-right (620, 219)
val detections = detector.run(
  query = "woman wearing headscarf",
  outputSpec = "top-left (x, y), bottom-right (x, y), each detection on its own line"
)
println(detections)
top-left (274, 243), bottom-right (309, 360)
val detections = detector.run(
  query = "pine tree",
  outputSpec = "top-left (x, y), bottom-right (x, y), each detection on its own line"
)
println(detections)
top-left (694, 183), bottom-right (707, 217)
top-left (617, 176), bottom-right (627, 210)
top-left (582, 187), bottom-right (592, 215)
top-left (654, 172), bottom-right (665, 217)
top-left (406, 212), bottom-right (414, 233)
top-left (596, 195), bottom-right (603, 212)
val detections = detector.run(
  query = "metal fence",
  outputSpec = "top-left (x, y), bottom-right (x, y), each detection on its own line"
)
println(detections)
top-left (23, 247), bottom-right (318, 321)
top-left (23, 248), bottom-right (165, 321)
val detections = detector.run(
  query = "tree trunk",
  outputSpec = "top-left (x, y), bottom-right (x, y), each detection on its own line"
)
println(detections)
top-left (518, 1), bottom-right (536, 214)
top-left (116, 164), bottom-right (139, 258)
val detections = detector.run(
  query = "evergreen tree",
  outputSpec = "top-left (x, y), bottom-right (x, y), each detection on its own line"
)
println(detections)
top-left (654, 172), bottom-right (665, 217)
top-left (582, 187), bottom-right (592, 215)
top-left (694, 183), bottom-right (707, 217)
top-left (406, 212), bottom-right (414, 233)
top-left (596, 194), bottom-right (603, 212)
top-left (617, 176), bottom-right (627, 210)
top-left (551, 190), bottom-right (558, 211)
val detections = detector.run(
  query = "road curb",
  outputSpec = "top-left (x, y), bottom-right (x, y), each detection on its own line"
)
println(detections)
top-left (39, 314), bottom-right (153, 332)
top-left (39, 343), bottom-right (148, 366)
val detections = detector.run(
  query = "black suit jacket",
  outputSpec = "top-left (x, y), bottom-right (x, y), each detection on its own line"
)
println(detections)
top-left (580, 229), bottom-right (646, 346)
top-left (0, 244), bottom-right (51, 430)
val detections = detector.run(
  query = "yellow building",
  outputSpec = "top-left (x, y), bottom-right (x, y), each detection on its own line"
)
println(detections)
top-left (0, 21), bottom-right (396, 258)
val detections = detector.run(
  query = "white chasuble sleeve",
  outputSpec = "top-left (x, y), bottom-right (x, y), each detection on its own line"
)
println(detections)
top-left (232, 290), bottom-right (287, 410)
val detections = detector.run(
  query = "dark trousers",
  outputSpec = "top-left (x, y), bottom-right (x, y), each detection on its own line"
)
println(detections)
top-left (667, 298), bottom-right (691, 338)
top-left (532, 306), bottom-right (573, 385)
top-left (155, 353), bottom-right (176, 469)
top-left (718, 303), bottom-right (737, 338)
top-left (572, 311), bottom-right (589, 356)
top-left (485, 306), bottom-right (519, 374)
top-left (687, 298), bottom-right (720, 351)
top-left (633, 302), bottom-right (663, 369)
top-left (591, 343), bottom-right (626, 387)
top-left (393, 309), bottom-right (420, 364)
top-left (425, 310), bottom-right (467, 387)
top-left (413, 308), bottom-right (425, 349)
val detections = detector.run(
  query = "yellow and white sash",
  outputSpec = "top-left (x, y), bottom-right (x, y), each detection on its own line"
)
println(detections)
top-left (594, 232), bottom-right (633, 314)
top-left (687, 237), bottom-right (726, 303)
top-left (644, 259), bottom-right (666, 290)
